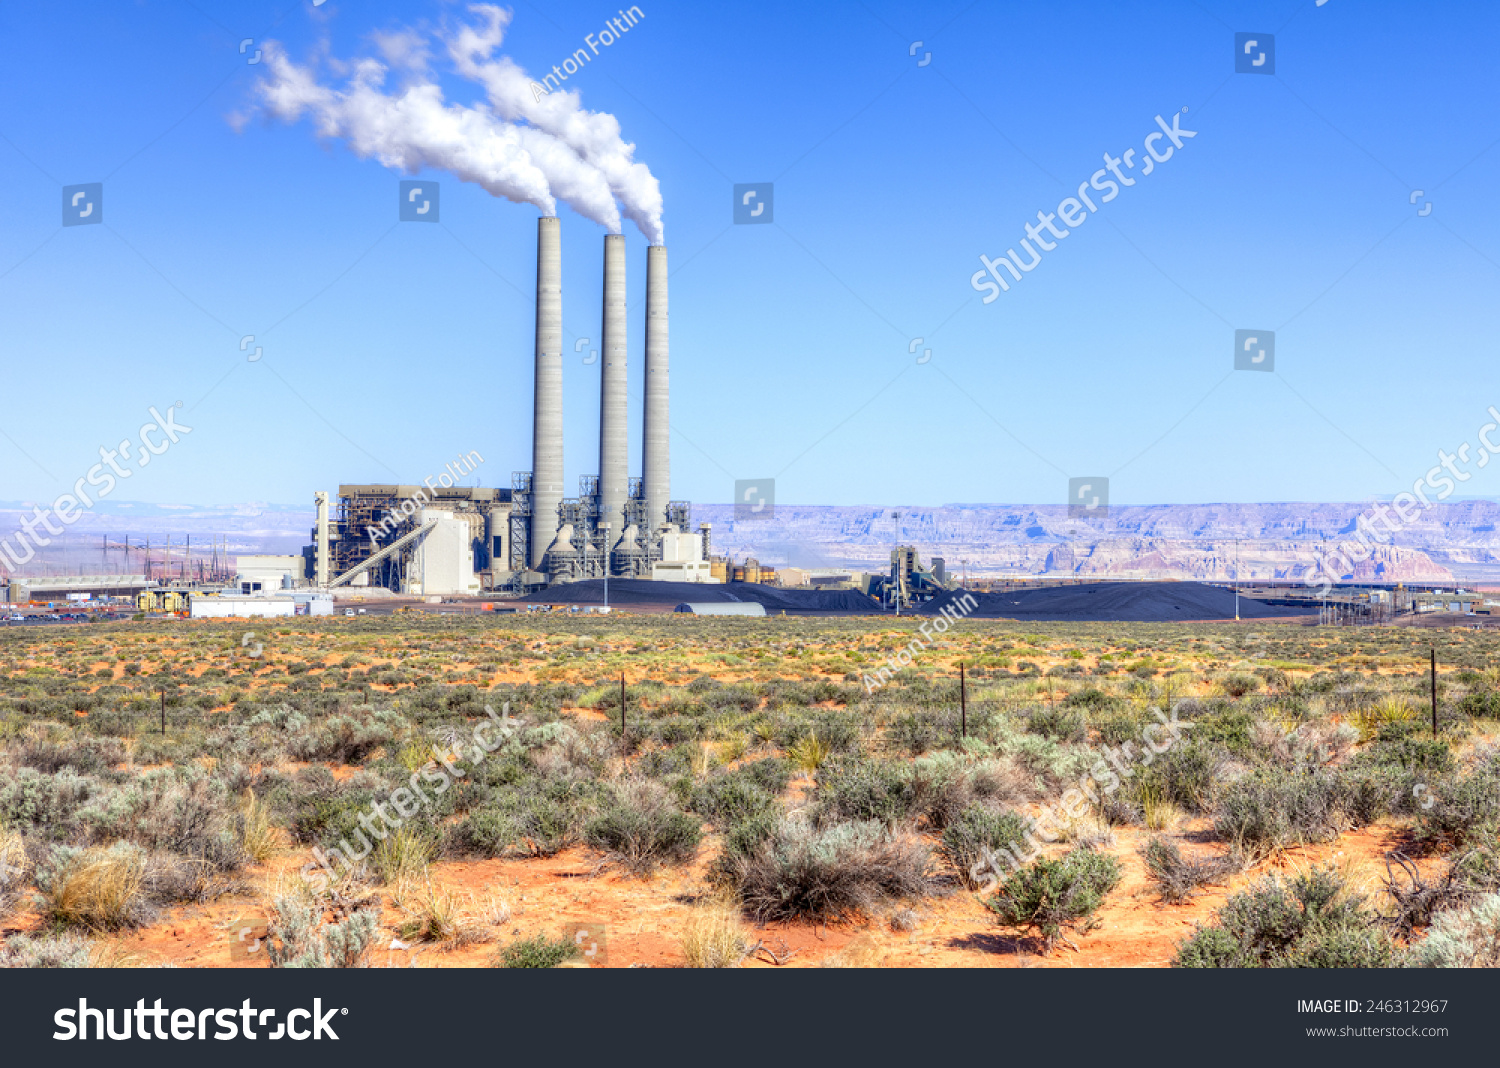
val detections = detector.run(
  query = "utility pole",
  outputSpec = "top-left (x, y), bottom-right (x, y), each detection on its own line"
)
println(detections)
top-left (619, 672), bottom-right (627, 737)
top-left (1234, 537), bottom-right (1241, 622)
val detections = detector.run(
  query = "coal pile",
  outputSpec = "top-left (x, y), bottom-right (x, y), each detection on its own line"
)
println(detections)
top-left (923, 582), bottom-right (1308, 622)
top-left (517, 579), bottom-right (877, 613)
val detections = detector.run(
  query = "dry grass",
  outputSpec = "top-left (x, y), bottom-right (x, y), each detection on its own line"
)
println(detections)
top-left (372, 825), bottom-right (437, 893)
top-left (688, 743), bottom-right (715, 779)
top-left (1351, 696), bottom-right (1417, 742)
top-left (396, 883), bottom-right (484, 947)
top-left (819, 932), bottom-right (887, 968)
top-left (396, 739), bottom-right (431, 774)
top-left (788, 732), bottom-right (833, 776)
top-left (680, 897), bottom-right (754, 968)
top-left (238, 788), bottom-right (280, 862)
top-left (0, 825), bottom-right (28, 918)
top-left (477, 892), bottom-right (513, 926)
top-left (716, 733), bottom-right (750, 765)
top-left (1139, 783), bottom-right (1180, 832)
top-left (39, 846), bottom-right (147, 930)
top-left (89, 939), bottom-right (150, 968)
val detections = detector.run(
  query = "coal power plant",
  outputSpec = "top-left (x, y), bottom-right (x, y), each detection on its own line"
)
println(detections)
top-left (303, 219), bottom-right (711, 597)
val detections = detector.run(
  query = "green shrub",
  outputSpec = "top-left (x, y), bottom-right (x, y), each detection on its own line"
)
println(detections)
top-left (984, 848), bottom-right (1121, 951)
top-left (1129, 741), bottom-right (1221, 813)
top-left (1219, 674), bottom-right (1260, 698)
top-left (816, 759), bottom-right (919, 825)
top-left (1350, 736), bottom-right (1453, 775)
top-left (496, 933), bottom-right (579, 968)
top-left (1061, 687), bottom-right (1121, 712)
top-left (584, 781), bottom-right (701, 873)
top-left (942, 805), bottom-right (1029, 890)
top-left (1139, 836), bottom-right (1232, 904)
top-left (0, 932), bottom-right (92, 968)
top-left (715, 810), bottom-right (779, 868)
top-left (726, 816), bottom-right (931, 922)
top-left (1414, 770), bottom-right (1500, 850)
top-left (778, 712), bottom-right (862, 755)
top-left (1172, 924), bottom-right (1254, 967)
top-left (1214, 772), bottom-right (1356, 855)
top-left (737, 756), bottom-right (793, 796)
top-left (690, 774), bottom-right (777, 825)
top-left (1458, 691), bottom-right (1500, 719)
top-left (888, 712), bottom-right (947, 756)
top-left (449, 787), bottom-right (588, 858)
top-left (0, 768), bottom-right (101, 838)
top-left (1090, 709), bottom-right (1144, 745)
top-left (1404, 893), bottom-right (1500, 967)
top-left (1027, 706), bottom-right (1086, 743)
top-left (266, 896), bottom-right (378, 968)
top-left (1191, 705), bottom-right (1258, 754)
top-left (1174, 868), bottom-right (1389, 968)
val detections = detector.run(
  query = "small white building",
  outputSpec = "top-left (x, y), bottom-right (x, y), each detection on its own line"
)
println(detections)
top-left (190, 592), bottom-right (333, 618)
top-left (235, 554), bottom-right (305, 593)
top-left (652, 527), bottom-right (717, 583)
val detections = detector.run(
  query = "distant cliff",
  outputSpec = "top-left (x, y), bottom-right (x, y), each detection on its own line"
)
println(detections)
top-left (695, 501), bottom-right (1500, 583)
top-left (6, 498), bottom-right (1499, 584)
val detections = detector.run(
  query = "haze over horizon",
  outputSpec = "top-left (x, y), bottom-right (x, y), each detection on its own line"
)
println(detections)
top-left (3, 1), bottom-right (1499, 514)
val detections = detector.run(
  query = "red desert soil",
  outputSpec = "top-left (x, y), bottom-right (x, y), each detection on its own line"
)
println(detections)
top-left (5, 821), bottom-right (1433, 970)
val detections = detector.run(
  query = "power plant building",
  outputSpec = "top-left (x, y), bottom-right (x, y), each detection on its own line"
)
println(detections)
top-left (305, 222), bottom-right (705, 594)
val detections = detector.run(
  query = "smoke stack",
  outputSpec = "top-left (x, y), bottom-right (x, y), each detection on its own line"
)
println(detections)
top-left (530, 216), bottom-right (563, 569)
top-left (642, 244), bottom-right (670, 534)
top-left (598, 234), bottom-right (628, 548)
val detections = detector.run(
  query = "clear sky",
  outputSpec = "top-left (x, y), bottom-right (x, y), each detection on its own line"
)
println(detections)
top-left (1, 0), bottom-right (1498, 513)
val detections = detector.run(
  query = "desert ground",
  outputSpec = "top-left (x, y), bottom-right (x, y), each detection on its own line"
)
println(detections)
top-left (2, 612), bottom-right (1498, 968)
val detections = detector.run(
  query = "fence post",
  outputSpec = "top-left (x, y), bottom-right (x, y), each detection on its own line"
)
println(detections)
top-left (1431, 647), bottom-right (1438, 739)
top-left (960, 662), bottom-right (967, 739)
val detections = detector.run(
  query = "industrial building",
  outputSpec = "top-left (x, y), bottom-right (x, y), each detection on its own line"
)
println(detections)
top-left (188, 592), bottom-right (333, 619)
top-left (4, 574), bottom-right (151, 603)
top-left (674, 602), bottom-right (766, 616)
top-left (304, 223), bottom-right (711, 595)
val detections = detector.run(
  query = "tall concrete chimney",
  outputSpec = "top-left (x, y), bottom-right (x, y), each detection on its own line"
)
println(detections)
top-left (642, 244), bottom-right (670, 534)
top-left (530, 216), bottom-right (563, 569)
top-left (314, 490), bottom-right (330, 587)
top-left (598, 234), bottom-right (628, 548)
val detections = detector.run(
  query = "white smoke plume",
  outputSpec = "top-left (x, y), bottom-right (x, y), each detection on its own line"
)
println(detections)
top-left (447, 5), bottom-right (665, 245)
top-left (248, 8), bottom-right (664, 241)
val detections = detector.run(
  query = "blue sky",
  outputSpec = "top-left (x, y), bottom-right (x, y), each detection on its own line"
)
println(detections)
top-left (1, 0), bottom-right (1498, 513)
